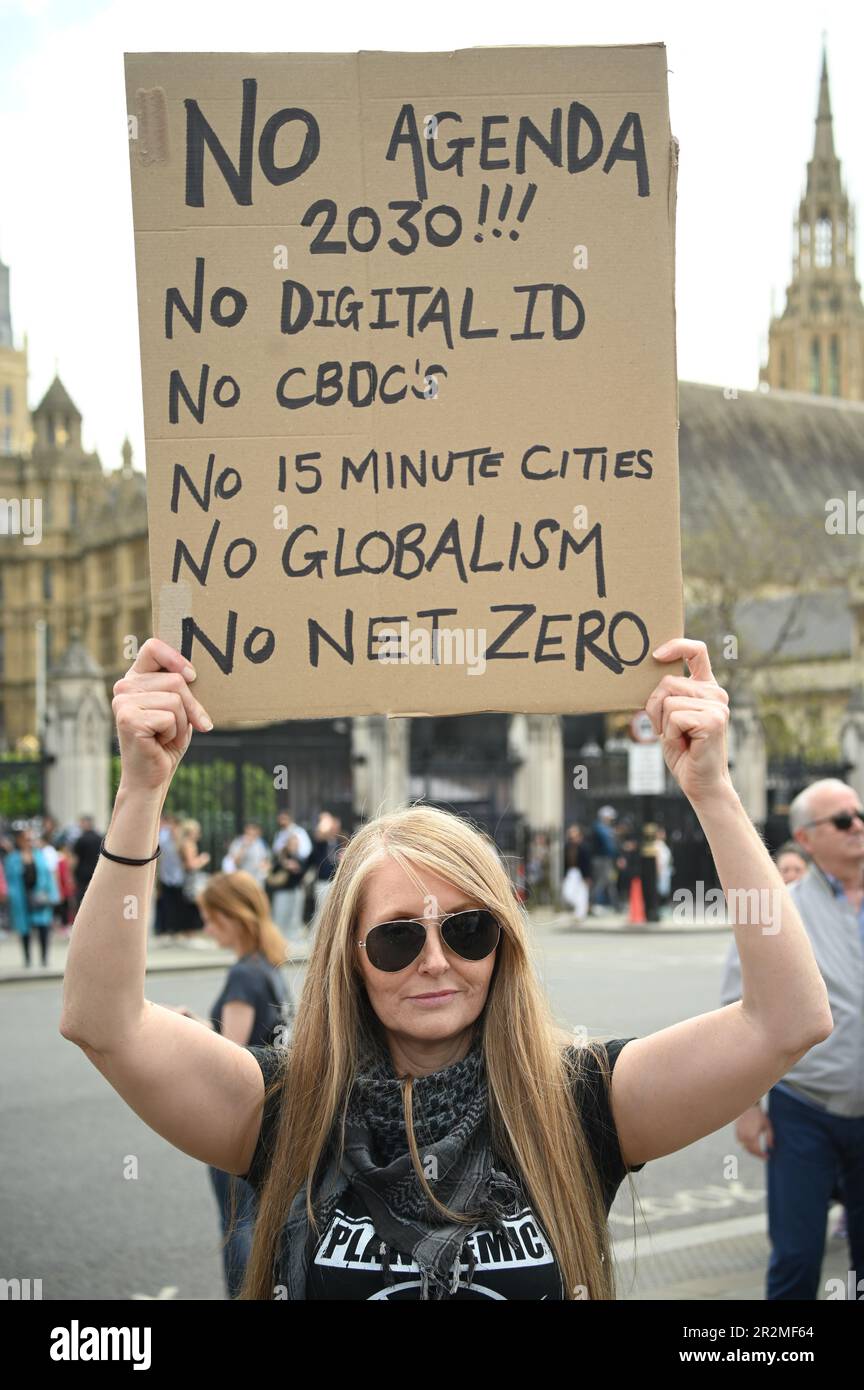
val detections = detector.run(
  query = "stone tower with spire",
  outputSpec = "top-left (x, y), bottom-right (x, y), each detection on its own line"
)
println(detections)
top-left (0, 248), bottom-right (31, 455)
top-left (760, 46), bottom-right (864, 399)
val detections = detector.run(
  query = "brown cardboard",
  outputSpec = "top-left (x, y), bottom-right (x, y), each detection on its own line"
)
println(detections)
top-left (125, 46), bottom-right (683, 724)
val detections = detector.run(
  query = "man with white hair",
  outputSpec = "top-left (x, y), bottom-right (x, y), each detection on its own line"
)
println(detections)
top-left (719, 778), bottom-right (864, 1299)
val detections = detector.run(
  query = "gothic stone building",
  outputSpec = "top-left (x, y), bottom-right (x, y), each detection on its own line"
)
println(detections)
top-left (0, 47), bottom-right (862, 853)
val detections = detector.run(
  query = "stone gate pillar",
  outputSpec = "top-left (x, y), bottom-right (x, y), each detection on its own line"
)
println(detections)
top-left (727, 684), bottom-right (767, 827)
top-left (508, 714), bottom-right (564, 899)
top-left (351, 715), bottom-right (411, 820)
top-left (44, 630), bottom-right (112, 830)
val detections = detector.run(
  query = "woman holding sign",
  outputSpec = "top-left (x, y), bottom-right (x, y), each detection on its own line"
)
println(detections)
top-left (60, 636), bottom-right (831, 1300)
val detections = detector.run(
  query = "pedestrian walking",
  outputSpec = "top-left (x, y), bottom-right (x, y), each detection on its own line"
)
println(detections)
top-left (561, 825), bottom-right (591, 921)
top-left (165, 870), bottom-right (294, 1297)
top-left (638, 823), bottom-right (661, 923)
top-left (61, 635), bottom-right (833, 1301)
top-left (35, 819), bottom-right (62, 933)
top-left (267, 832), bottom-right (308, 942)
top-left (273, 809), bottom-right (312, 862)
top-left (5, 825), bottom-right (60, 967)
top-left (154, 813), bottom-right (186, 942)
top-left (71, 815), bottom-right (102, 911)
top-left (177, 819), bottom-right (210, 940)
top-left (56, 843), bottom-right (77, 933)
top-left (308, 812), bottom-right (344, 921)
top-left (589, 806), bottom-right (619, 912)
top-left (225, 823), bottom-right (271, 888)
top-left (721, 778), bottom-right (864, 1299)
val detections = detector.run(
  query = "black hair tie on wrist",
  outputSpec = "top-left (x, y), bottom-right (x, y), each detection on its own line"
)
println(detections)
top-left (99, 837), bottom-right (162, 866)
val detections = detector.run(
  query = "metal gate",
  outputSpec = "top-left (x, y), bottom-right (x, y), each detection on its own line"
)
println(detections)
top-left (111, 720), bottom-right (354, 865)
top-left (409, 715), bottom-right (525, 853)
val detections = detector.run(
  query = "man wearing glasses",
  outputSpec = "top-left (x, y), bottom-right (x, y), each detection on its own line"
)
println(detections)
top-left (719, 778), bottom-right (864, 1300)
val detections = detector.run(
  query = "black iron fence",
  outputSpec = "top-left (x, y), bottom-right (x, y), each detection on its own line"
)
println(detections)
top-left (111, 719), bottom-right (354, 866)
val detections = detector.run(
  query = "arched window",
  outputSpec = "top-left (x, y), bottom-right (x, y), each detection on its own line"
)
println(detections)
top-left (815, 213), bottom-right (833, 267)
top-left (810, 337), bottom-right (822, 393)
top-left (829, 335), bottom-right (840, 396)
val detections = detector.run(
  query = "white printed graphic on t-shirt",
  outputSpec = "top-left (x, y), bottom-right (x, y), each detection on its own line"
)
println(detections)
top-left (314, 1205), bottom-right (555, 1274)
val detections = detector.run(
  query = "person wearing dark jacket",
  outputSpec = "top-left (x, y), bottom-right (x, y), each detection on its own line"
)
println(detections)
top-left (72, 815), bottom-right (103, 908)
top-left (308, 813), bottom-right (344, 921)
top-left (562, 825), bottom-right (592, 921)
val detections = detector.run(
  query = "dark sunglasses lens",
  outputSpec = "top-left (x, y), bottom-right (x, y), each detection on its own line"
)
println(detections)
top-left (366, 920), bottom-right (425, 971)
top-left (442, 909), bottom-right (500, 960)
top-left (833, 813), bottom-right (855, 830)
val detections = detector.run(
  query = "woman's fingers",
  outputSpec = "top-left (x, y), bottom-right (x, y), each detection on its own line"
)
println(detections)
top-left (113, 670), bottom-right (213, 733)
top-left (113, 691), bottom-right (190, 750)
top-left (664, 699), bottom-right (730, 742)
top-left (130, 637), bottom-right (197, 681)
top-left (652, 637), bottom-right (714, 683)
top-left (645, 676), bottom-right (728, 736)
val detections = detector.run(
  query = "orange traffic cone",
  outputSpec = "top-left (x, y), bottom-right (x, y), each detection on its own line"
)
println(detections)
top-left (629, 876), bottom-right (646, 926)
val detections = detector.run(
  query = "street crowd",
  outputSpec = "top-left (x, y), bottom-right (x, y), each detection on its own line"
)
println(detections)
top-left (0, 807), bottom-right (347, 965)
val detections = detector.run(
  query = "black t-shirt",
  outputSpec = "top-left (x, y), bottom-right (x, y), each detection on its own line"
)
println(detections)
top-left (210, 953), bottom-right (293, 1048)
top-left (73, 829), bottom-right (102, 886)
top-left (241, 1037), bottom-right (645, 1300)
top-left (564, 841), bottom-right (592, 877)
top-left (309, 838), bottom-right (341, 882)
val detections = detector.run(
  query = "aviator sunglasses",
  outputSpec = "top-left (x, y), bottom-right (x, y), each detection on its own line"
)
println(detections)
top-left (357, 908), bottom-right (501, 973)
top-left (801, 808), bottom-right (864, 832)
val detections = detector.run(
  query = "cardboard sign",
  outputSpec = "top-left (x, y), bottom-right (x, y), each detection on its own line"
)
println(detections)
top-left (125, 46), bottom-right (683, 724)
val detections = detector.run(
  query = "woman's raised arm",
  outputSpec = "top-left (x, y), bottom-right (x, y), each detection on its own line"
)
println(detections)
top-left (59, 638), bottom-right (266, 1176)
top-left (607, 638), bottom-right (833, 1168)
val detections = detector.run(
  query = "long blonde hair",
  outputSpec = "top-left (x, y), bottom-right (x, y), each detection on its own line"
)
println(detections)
top-left (240, 803), bottom-right (622, 1300)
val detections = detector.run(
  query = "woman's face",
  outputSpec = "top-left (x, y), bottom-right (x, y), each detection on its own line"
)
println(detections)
top-left (201, 906), bottom-right (240, 949)
top-left (355, 856), bottom-right (498, 1048)
top-left (777, 851), bottom-right (807, 885)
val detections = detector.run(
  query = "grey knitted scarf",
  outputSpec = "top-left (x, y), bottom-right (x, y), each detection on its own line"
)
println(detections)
top-left (274, 1024), bottom-right (527, 1300)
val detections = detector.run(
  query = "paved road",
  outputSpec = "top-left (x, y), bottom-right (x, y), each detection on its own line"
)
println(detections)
top-left (0, 917), bottom-right (851, 1300)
